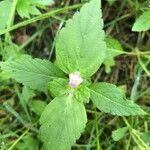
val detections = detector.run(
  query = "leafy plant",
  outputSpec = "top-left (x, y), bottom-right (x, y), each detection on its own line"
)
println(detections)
top-left (16, 0), bottom-right (54, 18)
top-left (0, 0), bottom-right (146, 149)
top-left (112, 127), bottom-right (128, 141)
top-left (103, 37), bottom-right (124, 73)
top-left (132, 10), bottom-right (150, 32)
top-left (0, 0), bottom-right (12, 30)
top-left (17, 0), bottom-right (53, 18)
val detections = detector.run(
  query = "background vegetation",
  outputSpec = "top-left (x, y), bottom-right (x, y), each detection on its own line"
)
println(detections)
top-left (0, 0), bottom-right (150, 149)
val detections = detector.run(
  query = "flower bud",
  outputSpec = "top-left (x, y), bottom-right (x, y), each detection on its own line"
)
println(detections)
top-left (69, 71), bottom-right (83, 88)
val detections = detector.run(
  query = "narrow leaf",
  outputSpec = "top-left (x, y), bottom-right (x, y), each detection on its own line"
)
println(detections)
top-left (40, 95), bottom-right (87, 150)
top-left (89, 83), bottom-right (146, 116)
top-left (0, 56), bottom-right (65, 90)
top-left (56, 0), bottom-right (106, 78)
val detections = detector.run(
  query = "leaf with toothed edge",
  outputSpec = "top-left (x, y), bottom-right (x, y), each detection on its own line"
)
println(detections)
top-left (56, 0), bottom-right (106, 78)
top-left (89, 83), bottom-right (146, 116)
top-left (40, 95), bottom-right (87, 150)
top-left (0, 56), bottom-right (65, 90)
top-left (48, 78), bottom-right (70, 97)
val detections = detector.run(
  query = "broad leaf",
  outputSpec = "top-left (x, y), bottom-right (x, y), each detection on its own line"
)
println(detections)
top-left (103, 37), bottom-right (124, 73)
top-left (40, 95), bottom-right (87, 150)
top-left (49, 78), bottom-right (90, 103)
top-left (140, 132), bottom-right (150, 144)
top-left (0, 56), bottom-right (65, 90)
top-left (2, 43), bottom-right (23, 61)
top-left (74, 85), bottom-right (90, 103)
top-left (112, 127), bottom-right (128, 141)
top-left (89, 83), bottom-right (146, 116)
top-left (17, 0), bottom-right (31, 18)
top-left (132, 11), bottom-right (150, 32)
top-left (56, 0), bottom-right (106, 78)
top-left (0, 0), bottom-right (12, 30)
top-left (48, 78), bottom-right (70, 97)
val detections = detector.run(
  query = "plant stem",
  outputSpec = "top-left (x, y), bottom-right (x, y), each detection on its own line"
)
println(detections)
top-left (0, 4), bottom-right (82, 35)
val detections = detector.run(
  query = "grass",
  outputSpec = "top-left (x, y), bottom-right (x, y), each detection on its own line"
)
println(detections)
top-left (0, 0), bottom-right (150, 150)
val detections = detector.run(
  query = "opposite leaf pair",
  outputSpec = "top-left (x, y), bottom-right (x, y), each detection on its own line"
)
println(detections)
top-left (0, 0), bottom-right (146, 149)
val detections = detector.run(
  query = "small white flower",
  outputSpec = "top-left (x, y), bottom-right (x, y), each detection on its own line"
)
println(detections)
top-left (69, 71), bottom-right (83, 88)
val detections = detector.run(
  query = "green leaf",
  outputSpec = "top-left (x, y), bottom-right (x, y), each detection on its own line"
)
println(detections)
top-left (89, 83), bottom-right (146, 116)
top-left (29, 6), bottom-right (41, 16)
top-left (0, 0), bottom-right (12, 30)
top-left (30, 100), bottom-right (47, 116)
top-left (56, 0), bottom-right (106, 78)
top-left (48, 78), bottom-right (70, 97)
top-left (15, 135), bottom-right (39, 150)
top-left (2, 43), bottom-right (23, 60)
top-left (74, 85), bottom-right (90, 103)
top-left (49, 78), bottom-right (90, 103)
top-left (33, 0), bottom-right (54, 5)
top-left (0, 56), bottom-right (65, 90)
top-left (132, 11), bottom-right (150, 32)
top-left (140, 132), bottom-right (150, 144)
top-left (103, 37), bottom-right (124, 73)
top-left (16, 0), bottom-right (53, 18)
top-left (40, 95), bottom-right (87, 150)
top-left (17, 0), bottom-right (31, 18)
top-left (112, 127), bottom-right (128, 141)
top-left (22, 86), bottom-right (35, 103)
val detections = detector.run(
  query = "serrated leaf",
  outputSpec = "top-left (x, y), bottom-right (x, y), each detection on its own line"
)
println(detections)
top-left (48, 78), bottom-right (70, 97)
top-left (40, 95), bottom-right (87, 150)
top-left (49, 78), bottom-right (90, 103)
top-left (56, 0), bottom-right (106, 78)
top-left (89, 83), bottom-right (146, 116)
top-left (103, 37), bottom-right (124, 73)
top-left (0, 0), bottom-right (12, 30)
top-left (112, 127), bottom-right (128, 141)
top-left (0, 56), bottom-right (65, 90)
top-left (74, 85), bottom-right (90, 103)
top-left (132, 11), bottom-right (150, 32)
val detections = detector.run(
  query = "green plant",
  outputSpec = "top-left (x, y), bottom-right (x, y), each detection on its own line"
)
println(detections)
top-left (16, 0), bottom-right (54, 18)
top-left (0, 0), bottom-right (147, 149)
top-left (0, 0), bottom-right (54, 30)
top-left (132, 10), bottom-right (150, 32)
